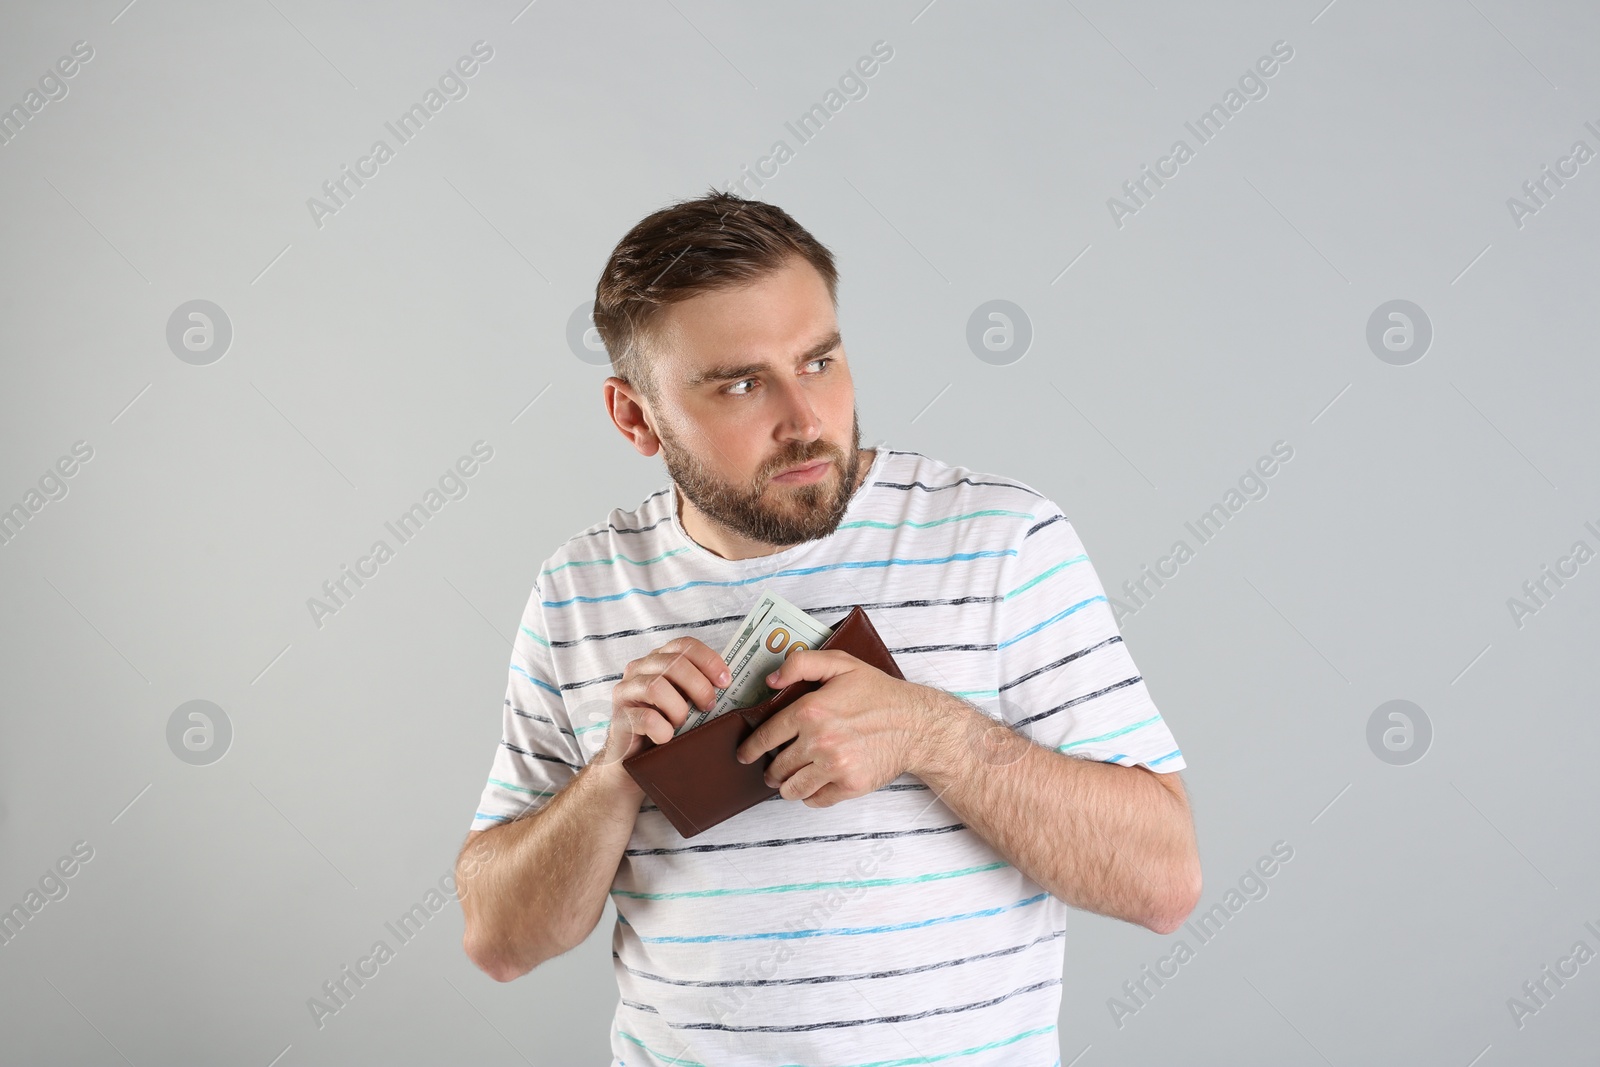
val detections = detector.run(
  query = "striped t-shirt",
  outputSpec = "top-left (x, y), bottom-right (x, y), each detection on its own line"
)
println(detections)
top-left (469, 445), bottom-right (1186, 1067)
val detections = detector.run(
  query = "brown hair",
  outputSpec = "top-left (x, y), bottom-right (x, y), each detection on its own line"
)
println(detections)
top-left (592, 188), bottom-right (838, 401)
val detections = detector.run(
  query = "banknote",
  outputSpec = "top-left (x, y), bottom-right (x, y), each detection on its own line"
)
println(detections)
top-left (675, 590), bottom-right (834, 736)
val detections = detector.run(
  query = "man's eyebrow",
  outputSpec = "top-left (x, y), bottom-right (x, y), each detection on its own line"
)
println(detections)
top-left (683, 330), bottom-right (843, 388)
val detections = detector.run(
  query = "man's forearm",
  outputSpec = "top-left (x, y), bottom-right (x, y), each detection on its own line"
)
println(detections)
top-left (458, 759), bottom-right (643, 981)
top-left (911, 692), bottom-right (1201, 934)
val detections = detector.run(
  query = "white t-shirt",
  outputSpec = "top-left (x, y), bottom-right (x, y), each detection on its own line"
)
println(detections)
top-left (469, 446), bottom-right (1186, 1067)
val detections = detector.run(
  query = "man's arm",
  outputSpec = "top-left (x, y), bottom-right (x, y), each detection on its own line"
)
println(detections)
top-left (457, 758), bottom-right (644, 982)
top-left (912, 692), bottom-right (1201, 934)
top-left (739, 657), bottom-right (1202, 934)
top-left (461, 629), bottom-right (734, 981)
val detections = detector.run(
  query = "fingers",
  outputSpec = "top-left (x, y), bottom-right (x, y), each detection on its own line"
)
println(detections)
top-left (658, 637), bottom-right (733, 705)
top-left (736, 701), bottom-right (802, 764)
top-left (613, 638), bottom-right (733, 749)
top-left (621, 702), bottom-right (678, 747)
top-left (652, 642), bottom-right (731, 719)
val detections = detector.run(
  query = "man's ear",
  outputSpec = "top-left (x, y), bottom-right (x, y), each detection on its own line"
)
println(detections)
top-left (603, 377), bottom-right (662, 458)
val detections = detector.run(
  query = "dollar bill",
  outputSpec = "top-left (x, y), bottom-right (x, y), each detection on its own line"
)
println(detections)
top-left (675, 590), bottom-right (834, 735)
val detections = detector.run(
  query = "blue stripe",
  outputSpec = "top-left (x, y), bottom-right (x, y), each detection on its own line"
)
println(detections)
top-left (998, 595), bottom-right (1105, 650)
top-left (621, 892), bottom-right (1049, 944)
top-left (509, 661), bottom-right (561, 696)
top-left (1148, 748), bottom-right (1182, 766)
top-left (541, 550), bottom-right (1015, 608)
top-left (473, 812), bottom-right (512, 823)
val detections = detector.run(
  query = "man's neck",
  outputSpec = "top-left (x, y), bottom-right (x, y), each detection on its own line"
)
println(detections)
top-left (677, 448), bottom-right (876, 562)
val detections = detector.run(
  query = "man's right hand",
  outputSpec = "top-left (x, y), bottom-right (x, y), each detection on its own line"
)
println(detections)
top-left (461, 636), bottom-right (729, 980)
top-left (597, 636), bottom-right (732, 767)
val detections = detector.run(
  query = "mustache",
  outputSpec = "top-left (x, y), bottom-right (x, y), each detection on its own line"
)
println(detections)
top-left (766, 448), bottom-right (838, 478)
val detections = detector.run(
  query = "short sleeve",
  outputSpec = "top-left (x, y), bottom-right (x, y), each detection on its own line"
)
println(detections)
top-left (468, 576), bottom-right (589, 831)
top-left (993, 503), bottom-right (1186, 773)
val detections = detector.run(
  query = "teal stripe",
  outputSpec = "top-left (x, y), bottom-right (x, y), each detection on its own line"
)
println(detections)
top-left (542, 550), bottom-right (1015, 608)
top-left (618, 1023), bottom-right (1057, 1067)
top-left (488, 777), bottom-right (555, 798)
top-left (949, 687), bottom-right (999, 700)
top-left (791, 1024), bottom-right (1057, 1067)
top-left (1058, 713), bottom-right (1163, 752)
top-left (1003, 554), bottom-right (1088, 599)
top-left (617, 1031), bottom-right (705, 1066)
top-left (610, 860), bottom-right (1008, 901)
top-left (998, 595), bottom-right (1104, 649)
top-left (837, 508), bottom-right (1035, 532)
top-left (573, 720), bottom-right (608, 735)
top-left (543, 546), bottom-right (693, 574)
top-left (627, 891), bottom-right (1048, 943)
top-left (518, 625), bottom-right (549, 648)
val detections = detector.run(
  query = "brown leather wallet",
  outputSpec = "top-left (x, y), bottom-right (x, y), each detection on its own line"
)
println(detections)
top-left (622, 605), bottom-right (905, 838)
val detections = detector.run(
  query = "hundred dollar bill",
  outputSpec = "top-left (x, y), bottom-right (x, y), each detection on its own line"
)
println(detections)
top-left (675, 590), bottom-right (834, 736)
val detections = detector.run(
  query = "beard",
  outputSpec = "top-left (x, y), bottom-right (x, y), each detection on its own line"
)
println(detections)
top-left (658, 411), bottom-right (864, 548)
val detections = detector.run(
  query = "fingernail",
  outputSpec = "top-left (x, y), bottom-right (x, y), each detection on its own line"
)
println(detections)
top-left (766, 671), bottom-right (778, 685)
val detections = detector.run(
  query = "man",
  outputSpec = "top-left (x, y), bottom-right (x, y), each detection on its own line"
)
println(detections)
top-left (458, 190), bottom-right (1201, 1067)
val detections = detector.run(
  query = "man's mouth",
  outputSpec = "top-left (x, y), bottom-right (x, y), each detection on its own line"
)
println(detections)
top-left (770, 458), bottom-right (831, 484)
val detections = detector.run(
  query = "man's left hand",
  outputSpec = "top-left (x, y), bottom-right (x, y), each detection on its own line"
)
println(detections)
top-left (734, 649), bottom-right (944, 808)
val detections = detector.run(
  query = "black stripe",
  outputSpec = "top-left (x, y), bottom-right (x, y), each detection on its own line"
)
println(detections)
top-left (507, 701), bottom-right (576, 737)
top-left (892, 641), bottom-right (997, 655)
top-left (549, 611), bottom-right (750, 648)
top-left (1025, 512), bottom-right (1070, 538)
top-left (547, 596), bottom-right (1005, 651)
top-left (558, 672), bottom-right (623, 693)
top-left (566, 509), bottom-right (674, 541)
top-left (501, 740), bottom-right (582, 770)
top-left (624, 821), bottom-right (968, 857)
top-left (805, 594), bottom-right (1000, 613)
top-left (1012, 674), bottom-right (1144, 730)
top-left (999, 635), bottom-right (1122, 695)
top-left (614, 929), bottom-right (1066, 989)
top-left (669, 978), bottom-right (1062, 1032)
top-left (543, 634), bottom-right (1128, 715)
top-left (873, 476), bottom-right (1041, 498)
top-left (552, 640), bottom-right (1009, 693)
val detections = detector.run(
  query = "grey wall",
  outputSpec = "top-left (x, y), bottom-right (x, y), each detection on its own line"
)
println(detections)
top-left (2, 1), bottom-right (1597, 1064)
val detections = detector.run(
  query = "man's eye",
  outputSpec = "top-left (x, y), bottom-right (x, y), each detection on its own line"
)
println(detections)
top-left (724, 358), bottom-right (832, 397)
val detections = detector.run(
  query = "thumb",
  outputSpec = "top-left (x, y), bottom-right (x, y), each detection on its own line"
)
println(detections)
top-left (766, 648), bottom-right (846, 689)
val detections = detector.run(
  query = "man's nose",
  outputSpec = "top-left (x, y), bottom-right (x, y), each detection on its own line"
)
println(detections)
top-left (771, 376), bottom-right (821, 442)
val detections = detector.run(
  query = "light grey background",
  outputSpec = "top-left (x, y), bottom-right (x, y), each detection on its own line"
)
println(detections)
top-left (2, 1), bottom-right (1596, 1064)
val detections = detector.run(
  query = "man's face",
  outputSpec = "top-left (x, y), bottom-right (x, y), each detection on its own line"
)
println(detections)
top-left (634, 256), bottom-right (862, 548)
